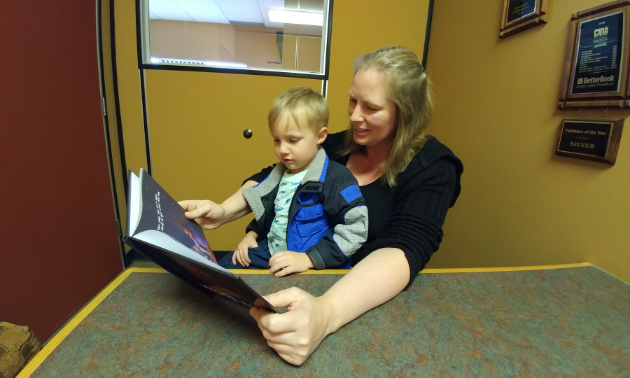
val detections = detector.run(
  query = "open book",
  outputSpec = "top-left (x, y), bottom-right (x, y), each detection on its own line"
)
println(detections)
top-left (123, 169), bottom-right (277, 313)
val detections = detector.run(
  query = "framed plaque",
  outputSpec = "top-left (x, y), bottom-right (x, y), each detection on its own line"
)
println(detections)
top-left (555, 117), bottom-right (624, 164)
top-left (558, 1), bottom-right (630, 108)
top-left (499, 0), bottom-right (548, 39)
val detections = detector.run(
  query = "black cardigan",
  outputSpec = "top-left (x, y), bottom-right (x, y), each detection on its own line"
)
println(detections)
top-left (246, 131), bottom-right (463, 284)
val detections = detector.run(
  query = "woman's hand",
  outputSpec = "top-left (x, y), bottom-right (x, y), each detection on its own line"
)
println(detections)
top-left (233, 231), bottom-right (258, 267)
top-left (249, 287), bottom-right (335, 366)
top-left (178, 200), bottom-right (227, 230)
top-left (269, 251), bottom-right (315, 277)
top-left (252, 248), bottom-right (410, 365)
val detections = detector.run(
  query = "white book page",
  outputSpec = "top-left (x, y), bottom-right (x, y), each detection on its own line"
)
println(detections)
top-left (128, 172), bottom-right (141, 235)
top-left (135, 230), bottom-right (233, 275)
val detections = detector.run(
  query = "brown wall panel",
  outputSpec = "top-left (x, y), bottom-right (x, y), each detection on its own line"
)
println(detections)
top-left (150, 19), bottom-right (187, 59)
top-left (0, 1), bottom-right (121, 340)
top-left (220, 44), bottom-right (235, 62)
top-left (220, 24), bottom-right (236, 59)
top-left (186, 22), bottom-right (221, 61)
top-left (150, 20), bottom-right (225, 61)
top-left (297, 36), bottom-right (322, 72)
top-left (235, 30), bottom-right (282, 69)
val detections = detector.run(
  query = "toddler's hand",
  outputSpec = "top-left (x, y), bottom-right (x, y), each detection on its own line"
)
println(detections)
top-left (178, 200), bottom-right (226, 230)
top-left (233, 232), bottom-right (258, 267)
top-left (269, 251), bottom-right (315, 277)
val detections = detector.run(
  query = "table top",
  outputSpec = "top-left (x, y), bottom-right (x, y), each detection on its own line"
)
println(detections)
top-left (21, 264), bottom-right (630, 377)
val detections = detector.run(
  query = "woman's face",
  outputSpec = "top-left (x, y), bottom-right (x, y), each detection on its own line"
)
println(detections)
top-left (348, 68), bottom-right (398, 148)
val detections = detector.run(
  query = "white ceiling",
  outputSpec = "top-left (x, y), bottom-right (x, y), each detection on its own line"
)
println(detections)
top-left (149, 0), bottom-right (323, 29)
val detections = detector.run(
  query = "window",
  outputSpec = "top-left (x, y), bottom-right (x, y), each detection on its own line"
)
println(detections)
top-left (139, 0), bottom-right (332, 78)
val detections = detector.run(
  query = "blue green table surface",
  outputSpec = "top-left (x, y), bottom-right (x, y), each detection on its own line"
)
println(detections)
top-left (30, 265), bottom-right (630, 377)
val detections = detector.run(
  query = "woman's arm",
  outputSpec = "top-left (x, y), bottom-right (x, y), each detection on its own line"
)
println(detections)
top-left (250, 247), bottom-right (409, 365)
top-left (359, 159), bottom-right (458, 281)
top-left (179, 180), bottom-right (258, 229)
top-left (250, 159), bottom-right (461, 365)
top-left (322, 247), bottom-right (409, 330)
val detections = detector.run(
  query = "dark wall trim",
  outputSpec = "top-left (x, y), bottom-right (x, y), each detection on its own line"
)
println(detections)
top-left (96, 0), bottom-right (125, 267)
top-left (135, 0), bottom-right (144, 71)
top-left (139, 69), bottom-right (152, 175)
top-left (109, 0), bottom-right (129, 201)
top-left (422, 0), bottom-right (434, 69)
top-left (324, 0), bottom-right (334, 81)
top-left (138, 63), bottom-right (329, 80)
top-left (137, 0), bottom-right (152, 175)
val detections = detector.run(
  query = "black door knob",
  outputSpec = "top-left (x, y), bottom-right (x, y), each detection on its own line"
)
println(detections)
top-left (243, 129), bottom-right (253, 139)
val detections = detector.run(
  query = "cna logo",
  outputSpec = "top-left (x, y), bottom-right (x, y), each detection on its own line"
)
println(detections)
top-left (594, 27), bottom-right (609, 38)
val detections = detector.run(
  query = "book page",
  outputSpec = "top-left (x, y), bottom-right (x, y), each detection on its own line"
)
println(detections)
top-left (128, 171), bottom-right (141, 236)
top-left (134, 169), bottom-right (219, 265)
top-left (134, 230), bottom-right (231, 274)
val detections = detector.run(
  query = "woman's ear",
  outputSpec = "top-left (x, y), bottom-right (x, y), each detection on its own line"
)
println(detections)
top-left (317, 127), bottom-right (328, 145)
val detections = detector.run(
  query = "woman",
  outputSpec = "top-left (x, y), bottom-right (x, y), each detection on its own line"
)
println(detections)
top-left (180, 46), bottom-right (463, 365)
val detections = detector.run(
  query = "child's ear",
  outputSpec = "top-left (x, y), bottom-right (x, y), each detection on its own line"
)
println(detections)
top-left (317, 127), bottom-right (328, 145)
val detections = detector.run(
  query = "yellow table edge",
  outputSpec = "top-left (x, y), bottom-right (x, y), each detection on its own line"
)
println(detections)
top-left (17, 262), bottom-right (592, 377)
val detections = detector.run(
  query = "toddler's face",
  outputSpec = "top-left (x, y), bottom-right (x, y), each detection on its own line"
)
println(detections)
top-left (271, 110), bottom-right (327, 174)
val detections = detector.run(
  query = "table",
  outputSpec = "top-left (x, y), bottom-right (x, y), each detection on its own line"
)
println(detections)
top-left (20, 263), bottom-right (630, 377)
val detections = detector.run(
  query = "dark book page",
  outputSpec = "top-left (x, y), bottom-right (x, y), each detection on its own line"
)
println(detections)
top-left (123, 170), bottom-right (278, 313)
top-left (135, 169), bottom-right (217, 264)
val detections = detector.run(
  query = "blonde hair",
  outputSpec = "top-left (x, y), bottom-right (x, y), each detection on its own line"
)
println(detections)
top-left (269, 87), bottom-right (329, 133)
top-left (344, 46), bottom-right (434, 186)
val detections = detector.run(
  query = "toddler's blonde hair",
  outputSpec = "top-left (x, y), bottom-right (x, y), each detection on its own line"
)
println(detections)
top-left (269, 87), bottom-right (329, 133)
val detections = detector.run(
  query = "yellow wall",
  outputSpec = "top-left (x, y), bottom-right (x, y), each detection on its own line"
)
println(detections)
top-left (145, 71), bottom-right (321, 249)
top-left (326, 0), bottom-right (431, 132)
top-left (425, 0), bottom-right (630, 283)
top-left (234, 29), bottom-right (282, 69)
top-left (149, 20), bottom-right (292, 69)
top-left (114, 0), bottom-right (147, 175)
top-left (112, 0), bottom-right (431, 252)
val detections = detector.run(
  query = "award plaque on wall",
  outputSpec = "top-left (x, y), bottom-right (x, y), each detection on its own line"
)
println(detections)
top-left (558, 1), bottom-right (630, 108)
top-left (499, 0), bottom-right (548, 39)
top-left (555, 117), bottom-right (624, 164)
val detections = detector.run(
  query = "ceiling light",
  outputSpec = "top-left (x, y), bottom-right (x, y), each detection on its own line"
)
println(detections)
top-left (268, 10), bottom-right (323, 26)
top-left (203, 60), bottom-right (247, 68)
